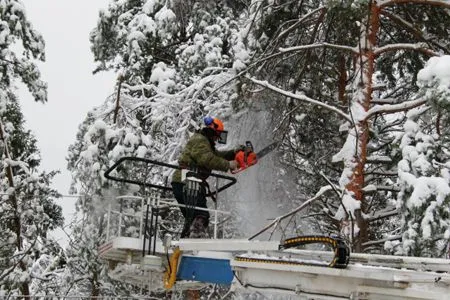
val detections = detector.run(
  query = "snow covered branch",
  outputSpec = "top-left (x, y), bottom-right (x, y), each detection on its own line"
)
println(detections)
top-left (375, 42), bottom-right (440, 57)
top-left (246, 76), bottom-right (352, 122)
top-left (377, 0), bottom-right (450, 9)
top-left (279, 42), bottom-right (357, 55)
top-left (371, 97), bottom-right (400, 105)
top-left (4, 158), bottom-right (30, 175)
top-left (366, 155), bottom-right (392, 164)
top-left (365, 98), bottom-right (427, 120)
top-left (361, 235), bottom-right (401, 247)
top-left (367, 207), bottom-right (399, 222)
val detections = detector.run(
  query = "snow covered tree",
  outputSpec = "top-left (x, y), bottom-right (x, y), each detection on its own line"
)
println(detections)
top-left (64, 109), bottom-right (137, 297)
top-left (88, 0), bottom-right (252, 165)
top-left (387, 55), bottom-right (450, 257)
top-left (241, 0), bottom-right (450, 252)
top-left (0, 1), bottom-right (64, 297)
top-left (64, 0), bottom-right (256, 297)
top-left (73, 4), bottom-right (450, 296)
top-left (90, 0), bottom-right (247, 84)
top-left (85, 0), bottom-right (255, 194)
top-left (0, 0), bottom-right (47, 103)
top-left (0, 97), bottom-right (63, 297)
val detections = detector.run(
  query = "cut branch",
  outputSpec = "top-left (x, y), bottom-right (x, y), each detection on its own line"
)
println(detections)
top-left (249, 186), bottom-right (333, 240)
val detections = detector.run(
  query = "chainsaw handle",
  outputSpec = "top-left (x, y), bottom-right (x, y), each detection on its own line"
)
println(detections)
top-left (234, 150), bottom-right (246, 170)
top-left (231, 151), bottom-right (257, 174)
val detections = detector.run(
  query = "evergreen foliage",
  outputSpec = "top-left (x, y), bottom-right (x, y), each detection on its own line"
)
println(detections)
top-left (65, 0), bottom-right (450, 296)
top-left (239, 0), bottom-right (450, 253)
top-left (0, 95), bottom-right (63, 296)
top-left (0, 1), bottom-right (63, 297)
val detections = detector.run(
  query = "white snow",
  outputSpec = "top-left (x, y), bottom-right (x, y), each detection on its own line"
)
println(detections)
top-left (417, 55), bottom-right (450, 93)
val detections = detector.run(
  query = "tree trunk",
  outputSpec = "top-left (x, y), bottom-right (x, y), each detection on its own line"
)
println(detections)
top-left (0, 121), bottom-right (30, 298)
top-left (113, 76), bottom-right (123, 124)
top-left (345, 2), bottom-right (380, 252)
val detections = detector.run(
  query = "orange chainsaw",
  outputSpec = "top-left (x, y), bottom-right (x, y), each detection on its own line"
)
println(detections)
top-left (232, 141), bottom-right (279, 174)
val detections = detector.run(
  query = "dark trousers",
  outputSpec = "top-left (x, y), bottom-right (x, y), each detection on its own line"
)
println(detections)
top-left (171, 182), bottom-right (210, 237)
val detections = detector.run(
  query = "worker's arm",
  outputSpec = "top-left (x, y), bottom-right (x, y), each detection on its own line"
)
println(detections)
top-left (216, 149), bottom-right (235, 161)
top-left (191, 139), bottom-right (230, 172)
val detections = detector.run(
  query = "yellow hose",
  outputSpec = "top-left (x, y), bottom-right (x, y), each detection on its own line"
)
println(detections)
top-left (163, 247), bottom-right (182, 289)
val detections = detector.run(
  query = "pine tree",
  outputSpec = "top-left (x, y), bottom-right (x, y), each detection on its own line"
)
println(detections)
top-left (389, 55), bottom-right (450, 257)
top-left (65, 0), bottom-right (253, 296)
top-left (89, 0), bottom-right (249, 164)
top-left (241, 0), bottom-right (450, 252)
top-left (0, 1), bottom-right (63, 297)
top-left (0, 96), bottom-right (63, 297)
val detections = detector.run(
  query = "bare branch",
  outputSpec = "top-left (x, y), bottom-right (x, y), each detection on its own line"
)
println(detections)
top-left (380, 10), bottom-right (449, 53)
top-left (279, 42), bottom-right (358, 55)
top-left (113, 76), bottom-right (123, 124)
top-left (366, 155), bottom-right (392, 164)
top-left (371, 97), bottom-right (401, 105)
top-left (365, 170), bottom-right (397, 176)
top-left (276, 6), bottom-right (327, 41)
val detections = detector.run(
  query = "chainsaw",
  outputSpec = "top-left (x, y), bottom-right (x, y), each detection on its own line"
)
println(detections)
top-left (232, 141), bottom-right (279, 174)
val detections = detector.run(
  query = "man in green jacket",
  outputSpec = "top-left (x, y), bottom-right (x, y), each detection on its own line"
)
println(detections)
top-left (172, 116), bottom-right (239, 238)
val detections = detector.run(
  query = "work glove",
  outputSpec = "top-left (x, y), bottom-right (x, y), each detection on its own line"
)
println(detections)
top-left (235, 145), bottom-right (247, 154)
top-left (229, 160), bottom-right (239, 171)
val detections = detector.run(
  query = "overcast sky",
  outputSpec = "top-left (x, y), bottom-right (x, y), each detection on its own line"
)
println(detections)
top-left (19, 0), bottom-right (116, 244)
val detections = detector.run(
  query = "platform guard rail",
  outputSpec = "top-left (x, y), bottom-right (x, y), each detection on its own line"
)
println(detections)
top-left (103, 157), bottom-right (237, 256)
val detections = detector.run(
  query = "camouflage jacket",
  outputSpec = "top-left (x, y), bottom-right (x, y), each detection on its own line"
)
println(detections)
top-left (172, 131), bottom-right (235, 183)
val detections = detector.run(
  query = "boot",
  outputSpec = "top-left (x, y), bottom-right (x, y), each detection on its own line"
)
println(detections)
top-left (189, 216), bottom-right (209, 238)
top-left (180, 221), bottom-right (191, 238)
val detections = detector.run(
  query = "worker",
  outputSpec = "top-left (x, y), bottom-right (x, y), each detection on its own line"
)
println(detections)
top-left (171, 116), bottom-right (241, 238)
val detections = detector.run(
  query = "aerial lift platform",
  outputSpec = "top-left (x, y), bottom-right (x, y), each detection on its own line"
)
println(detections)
top-left (98, 157), bottom-right (450, 299)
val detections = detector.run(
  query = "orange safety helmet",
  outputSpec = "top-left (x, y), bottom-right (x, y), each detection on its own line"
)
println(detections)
top-left (212, 118), bottom-right (224, 131)
top-left (203, 116), bottom-right (228, 144)
top-left (204, 116), bottom-right (224, 131)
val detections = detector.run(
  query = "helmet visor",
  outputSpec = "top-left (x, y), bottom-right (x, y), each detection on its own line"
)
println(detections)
top-left (217, 130), bottom-right (228, 144)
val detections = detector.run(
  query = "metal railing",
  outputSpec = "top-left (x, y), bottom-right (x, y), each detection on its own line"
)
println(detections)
top-left (105, 195), bottom-right (145, 241)
top-left (103, 156), bottom-right (238, 257)
top-left (104, 193), bottom-right (232, 246)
